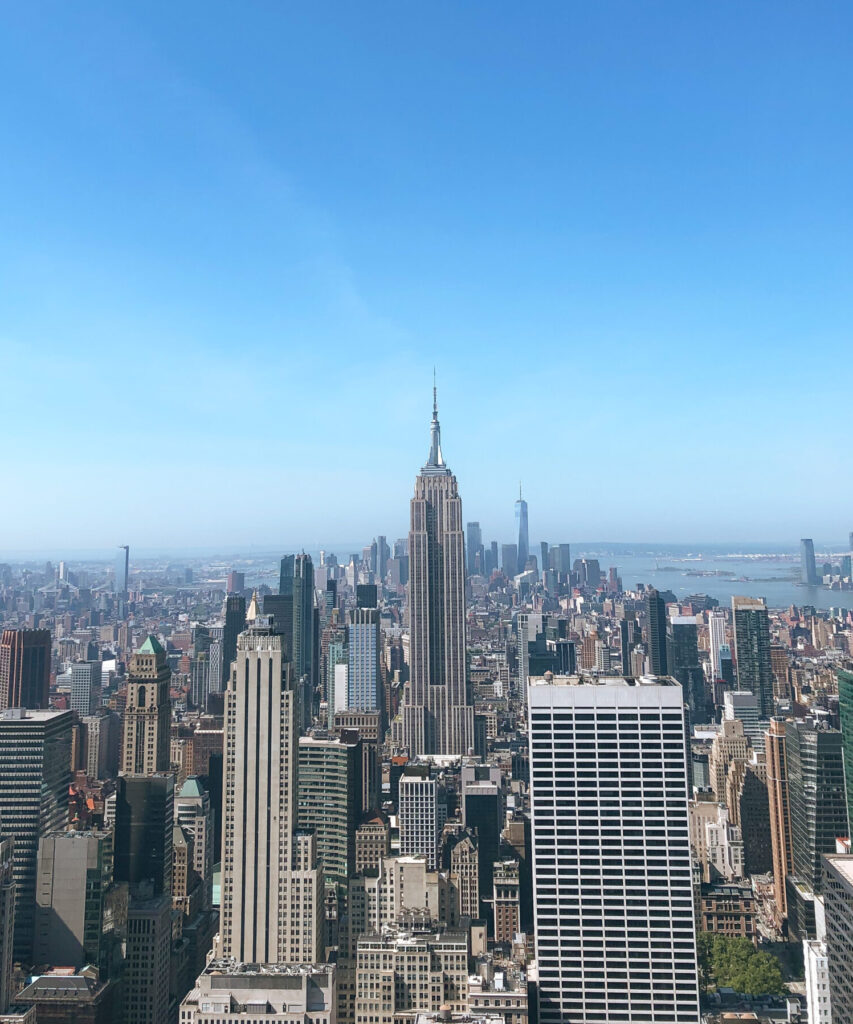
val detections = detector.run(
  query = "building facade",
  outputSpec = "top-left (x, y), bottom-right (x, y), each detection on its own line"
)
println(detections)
top-left (402, 390), bottom-right (473, 757)
top-left (528, 673), bottom-right (700, 1024)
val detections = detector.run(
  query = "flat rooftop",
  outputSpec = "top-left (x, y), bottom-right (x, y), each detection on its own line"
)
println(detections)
top-left (204, 959), bottom-right (333, 978)
top-left (529, 673), bottom-right (681, 688)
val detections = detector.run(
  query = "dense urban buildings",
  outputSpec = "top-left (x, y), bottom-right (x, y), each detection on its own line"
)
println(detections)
top-left (0, 414), bottom-right (851, 1024)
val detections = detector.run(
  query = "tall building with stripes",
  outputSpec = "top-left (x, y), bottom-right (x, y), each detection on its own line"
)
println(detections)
top-left (402, 387), bottom-right (473, 756)
top-left (218, 614), bottom-right (323, 965)
top-left (528, 673), bottom-right (700, 1024)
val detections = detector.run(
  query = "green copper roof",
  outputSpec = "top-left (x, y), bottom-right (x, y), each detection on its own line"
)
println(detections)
top-left (138, 634), bottom-right (165, 655)
top-left (179, 777), bottom-right (204, 798)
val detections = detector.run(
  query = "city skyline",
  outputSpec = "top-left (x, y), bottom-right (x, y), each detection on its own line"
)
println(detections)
top-left (3, 3), bottom-right (853, 547)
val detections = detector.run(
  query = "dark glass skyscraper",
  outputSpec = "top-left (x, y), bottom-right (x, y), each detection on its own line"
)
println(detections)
top-left (645, 588), bottom-right (668, 676)
top-left (668, 616), bottom-right (705, 719)
top-left (786, 720), bottom-right (848, 893)
top-left (732, 596), bottom-right (774, 717)
top-left (837, 670), bottom-right (853, 827)
top-left (800, 538), bottom-right (819, 585)
top-left (221, 594), bottom-right (246, 692)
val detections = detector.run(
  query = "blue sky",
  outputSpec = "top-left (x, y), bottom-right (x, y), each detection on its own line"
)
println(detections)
top-left (1, 1), bottom-right (851, 553)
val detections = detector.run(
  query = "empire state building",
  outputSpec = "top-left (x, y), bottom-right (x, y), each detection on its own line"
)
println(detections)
top-left (402, 388), bottom-right (473, 756)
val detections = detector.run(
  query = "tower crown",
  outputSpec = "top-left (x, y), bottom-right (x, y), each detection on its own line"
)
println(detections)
top-left (422, 378), bottom-right (450, 475)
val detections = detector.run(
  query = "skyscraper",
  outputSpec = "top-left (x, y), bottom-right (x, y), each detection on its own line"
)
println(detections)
top-left (732, 596), bottom-right (774, 717)
top-left (800, 538), bottom-right (819, 585)
top-left (0, 628), bottom-right (51, 711)
top-left (786, 720), bottom-right (849, 894)
top-left (708, 609), bottom-right (727, 680)
top-left (667, 615), bottom-right (705, 719)
top-left (528, 673), bottom-right (699, 1024)
top-left (347, 607), bottom-right (381, 712)
top-left (0, 836), bottom-right (12, 1013)
top-left (839, 670), bottom-right (853, 827)
top-left (219, 594), bottom-right (246, 694)
top-left (645, 588), bottom-right (668, 676)
top-left (0, 708), bottom-right (72, 961)
top-left (501, 543), bottom-right (518, 578)
top-left (402, 388), bottom-right (473, 757)
top-left (766, 718), bottom-right (794, 919)
top-left (70, 660), bottom-right (101, 717)
top-left (121, 635), bottom-right (171, 776)
top-left (515, 484), bottom-right (529, 573)
top-left (466, 521), bottom-right (483, 576)
top-left (114, 545), bottom-right (129, 596)
top-left (219, 614), bottom-right (323, 964)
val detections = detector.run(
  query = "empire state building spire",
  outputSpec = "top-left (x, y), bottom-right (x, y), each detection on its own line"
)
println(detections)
top-left (424, 375), bottom-right (448, 473)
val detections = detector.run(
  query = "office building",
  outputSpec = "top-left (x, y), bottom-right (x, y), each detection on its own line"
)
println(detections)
top-left (70, 660), bottom-right (101, 717)
top-left (515, 485), bottom-right (529, 574)
top-left (823, 853), bottom-right (853, 1023)
top-left (466, 521), bottom-right (483, 576)
top-left (766, 718), bottom-right (794, 919)
top-left (114, 773), bottom-right (175, 895)
top-left (723, 690), bottom-right (765, 751)
top-left (667, 616), bottom-right (704, 719)
top-left (347, 607), bottom-right (381, 712)
top-left (115, 545), bottom-right (129, 596)
top-left (219, 615), bottom-right (323, 964)
top-left (399, 767), bottom-right (440, 871)
top-left (219, 594), bottom-right (246, 695)
top-left (708, 610), bottom-right (727, 680)
top-left (501, 544), bottom-right (518, 578)
top-left (709, 719), bottom-right (749, 800)
top-left (837, 669), bottom-right (853, 827)
top-left (121, 635), bottom-right (171, 776)
top-left (786, 721), bottom-right (848, 894)
top-left (402, 389), bottom-right (473, 756)
top-left (126, 890), bottom-right (171, 1024)
top-left (0, 836), bottom-right (13, 1014)
top-left (0, 629), bottom-right (51, 711)
top-left (297, 734), bottom-right (362, 888)
top-left (83, 708), bottom-right (121, 780)
top-left (645, 589), bottom-right (668, 676)
top-left (175, 777), bottom-right (214, 912)
top-left (801, 538), bottom-right (819, 586)
top-left (226, 570), bottom-right (244, 595)
top-left (355, 923), bottom-right (470, 1024)
top-left (0, 708), bottom-right (72, 962)
top-left (33, 830), bottom-right (124, 976)
top-left (528, 673), bottom-right (700, 1024)
top-left (732, 596), bottom-right (774, 718)
top-left (181, 960), bottom-right (336, 1023)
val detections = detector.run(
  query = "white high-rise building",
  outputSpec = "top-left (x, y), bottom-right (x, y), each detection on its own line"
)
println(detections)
top-left (218, 615), bottom-right (323, 965)
top-left (528, 673), bottom-right (700, 1024)
top-left (804, 939), bottom-right (832, 1024)
top-left (708, 610), bottom-right (727, 680)
top-left (70, 661), bottom-right (101, 717)
top-left (399, 768), bottom-right (440, 871)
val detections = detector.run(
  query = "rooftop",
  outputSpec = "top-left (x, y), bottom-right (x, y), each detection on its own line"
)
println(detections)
top-left (529, 673), bottom-right (681, 688)
top-left (204, 959), bottom-right (334, 978)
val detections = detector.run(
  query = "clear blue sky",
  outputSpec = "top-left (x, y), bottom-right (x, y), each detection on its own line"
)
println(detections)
top-left (2, 1), bottom-right (851, 553)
